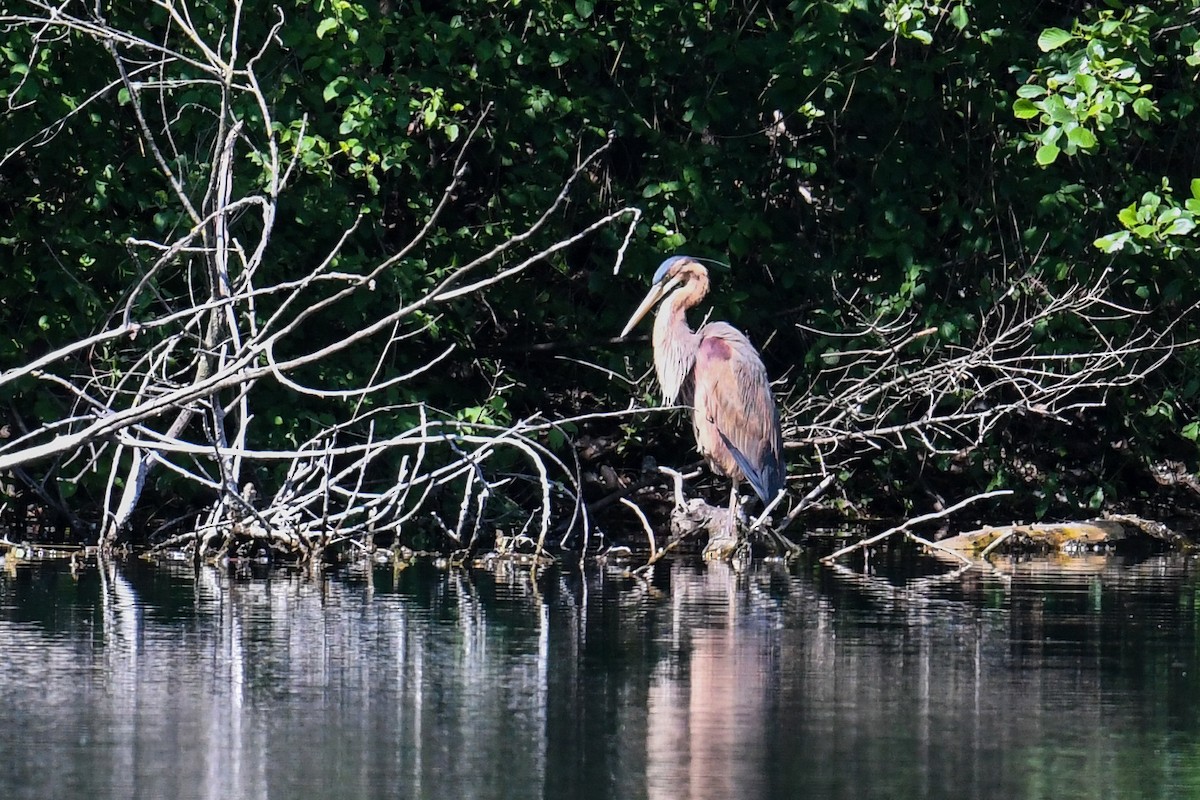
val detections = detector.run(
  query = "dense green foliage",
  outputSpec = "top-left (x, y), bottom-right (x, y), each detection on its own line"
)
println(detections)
top-left (3, 0), bottom-right (1200, 540)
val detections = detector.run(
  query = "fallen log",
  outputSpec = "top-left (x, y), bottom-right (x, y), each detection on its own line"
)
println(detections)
top-left (937, 513), bottom-right (1187, 556)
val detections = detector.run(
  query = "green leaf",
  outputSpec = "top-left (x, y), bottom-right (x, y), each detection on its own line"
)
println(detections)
top-left (1158, 207), bottom-right (1182, 226)
top-left (1132, 97), bottom-right (1155, 120)
top-left (1066, 126), bottom-right (1096, 149)
top-left (1093, 231), bottom-right (1129, 253)
top-left (1191, 178), bottom-right (1200, 200)
top-left (1165, 218), bottom-right (1196, 236)
top-left (1016, 84), bottom-right (1046, 99)
top-left (323, 76), bottom-right (347, 103)
top-left (316, 18), bottom-right (337, 39)
top-left (1117, 205), bottom-right (1139, 228)
top-left (1037, 28), bottom-right (1073, 52)
top-left (1042, 95), bottom-right (1073, 124)
top-left (1012, 98), bottom-right (1039, 119)
top-left (949, 5), bottom-right (968, 30)
top-left (1035, 143), bottom-right (1060, 165)
top-left (1183, 421), bottom-right (1200, 442)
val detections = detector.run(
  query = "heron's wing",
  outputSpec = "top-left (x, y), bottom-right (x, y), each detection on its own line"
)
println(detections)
top-left (693, 323), bottom-right (785, 504)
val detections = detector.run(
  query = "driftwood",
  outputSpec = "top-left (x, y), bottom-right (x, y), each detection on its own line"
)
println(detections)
top-left (672, 500), bottom-right (741, 561)
top-left (628, 494), bottom-right (781, 574)
top-left (626, 498), bottom-right (736, 575)
top-left (938, 513), bottom-right (1187, 556)
top-left (938, 521), bottom-right (1127, 555)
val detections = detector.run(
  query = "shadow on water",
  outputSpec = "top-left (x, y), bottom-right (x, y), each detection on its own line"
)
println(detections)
top-left (3, 552), bottom-right (1200, 800)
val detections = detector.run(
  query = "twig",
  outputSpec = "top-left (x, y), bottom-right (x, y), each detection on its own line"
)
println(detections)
top-left (621, 497), bottom-right (656, 560)
top-left (776, 472), bottom-right (837, 534)
top-left (820, 489), bottom-right (1012, 564)
top-left (906, 531), bottom-right (974, 565)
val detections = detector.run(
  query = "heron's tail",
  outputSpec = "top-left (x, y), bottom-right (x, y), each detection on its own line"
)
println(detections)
top-left (719, 432), bottom-right (784, 506)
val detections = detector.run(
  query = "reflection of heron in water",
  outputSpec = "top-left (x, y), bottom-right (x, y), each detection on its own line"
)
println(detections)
top-left (620, 256), bottom-right (785, 536)
top-left (645, 561), bottom-right (771, 800)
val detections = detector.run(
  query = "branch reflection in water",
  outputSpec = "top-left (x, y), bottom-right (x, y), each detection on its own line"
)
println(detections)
top-left (2, 554), bottom-right (1200, 800)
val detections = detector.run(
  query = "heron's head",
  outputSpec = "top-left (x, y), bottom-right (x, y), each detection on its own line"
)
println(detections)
top-left (619, 256), bottom-right (710, 338)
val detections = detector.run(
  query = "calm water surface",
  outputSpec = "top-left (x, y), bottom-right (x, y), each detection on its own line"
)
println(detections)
top-left (2, 553), bottom-right (1200, 800)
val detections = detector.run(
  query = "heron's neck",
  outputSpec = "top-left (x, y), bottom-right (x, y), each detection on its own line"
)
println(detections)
top-left (651, 289), bottom-right (702, 404)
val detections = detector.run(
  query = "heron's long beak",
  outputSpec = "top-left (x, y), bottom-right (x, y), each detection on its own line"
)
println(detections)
top-left (619, 276), bottom-right (682, 338)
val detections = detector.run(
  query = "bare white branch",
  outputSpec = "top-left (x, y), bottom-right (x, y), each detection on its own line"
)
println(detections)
top-left (0, 2), bottom-right (637, 559)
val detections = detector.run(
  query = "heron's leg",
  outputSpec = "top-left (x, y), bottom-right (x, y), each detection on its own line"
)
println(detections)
top-left (727, 483), bottom-right (739, 534)
top-left (703, 483), bottom-right (742, 561)
top-left (727, 483), bottom-right (753, 563)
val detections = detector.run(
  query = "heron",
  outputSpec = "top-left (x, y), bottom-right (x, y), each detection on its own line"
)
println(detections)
top-left (620, 255), bottom-right (785, 533)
